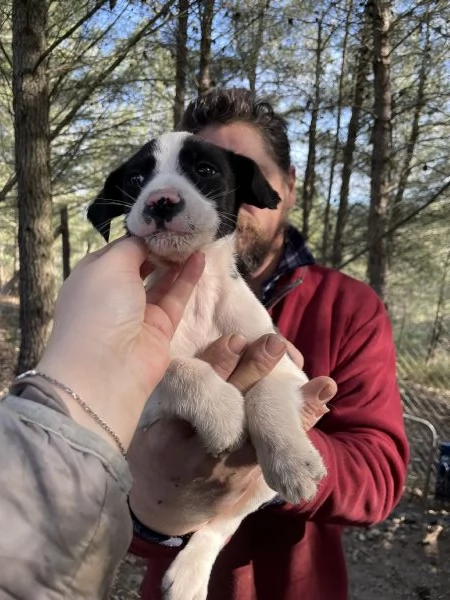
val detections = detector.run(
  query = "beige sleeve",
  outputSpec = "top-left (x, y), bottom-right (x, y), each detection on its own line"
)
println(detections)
top-left (0, 378), bottom-right (133, 600)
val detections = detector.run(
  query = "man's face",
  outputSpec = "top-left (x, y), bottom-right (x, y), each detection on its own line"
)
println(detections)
top-left (198, 122), bottom-right (295, 276)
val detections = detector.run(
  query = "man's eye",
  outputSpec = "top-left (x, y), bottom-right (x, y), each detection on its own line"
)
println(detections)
top-left (196, 163), bottom-right (218, 177)
top-left (128, 173), bottom-right (145, 187)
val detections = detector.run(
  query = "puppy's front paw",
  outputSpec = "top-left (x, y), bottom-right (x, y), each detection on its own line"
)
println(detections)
top-left (195, 380), bottom-right (246, 457)
top-left (260, 439), bottom-right (326, 504)
top-left (161, 359), bottom-right (247, 457)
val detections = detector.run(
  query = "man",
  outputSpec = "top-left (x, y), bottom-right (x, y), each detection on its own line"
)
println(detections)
top-left (127, 88), bottom-right (409, 600)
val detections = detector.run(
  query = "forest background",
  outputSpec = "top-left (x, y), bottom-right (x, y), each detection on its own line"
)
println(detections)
top-left (0, 0), bottom-right (449, 497)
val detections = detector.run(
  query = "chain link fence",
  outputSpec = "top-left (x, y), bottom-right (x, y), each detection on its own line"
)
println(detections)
top-left (388, 247), bottom-right (450, 503)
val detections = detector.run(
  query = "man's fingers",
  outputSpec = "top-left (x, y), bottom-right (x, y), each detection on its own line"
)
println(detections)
top-left (300, 376), bottom-right (337, 431)
top-left (285, 339), bottom-right (304, 369)
top-left (228, 334), bottom-right (286, 394)
top-left (199, 334), bottom-right (248, 381)
top-left (149, 253), bottom-right (205, 332)
top-left (302, 376), bottom-right (337, 404)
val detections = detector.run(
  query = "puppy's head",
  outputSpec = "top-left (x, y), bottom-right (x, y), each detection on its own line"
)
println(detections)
top-left (88, 132), bottom-right (280, 263)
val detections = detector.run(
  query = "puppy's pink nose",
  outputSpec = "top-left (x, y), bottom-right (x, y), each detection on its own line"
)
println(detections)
top-left (145, 188), bottom-right (180, 206)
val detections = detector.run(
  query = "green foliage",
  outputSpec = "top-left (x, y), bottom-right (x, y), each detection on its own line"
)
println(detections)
top-left (0, 0), bottom-right (449, 385)
top-left (1, 0), bottom-right (178, 285)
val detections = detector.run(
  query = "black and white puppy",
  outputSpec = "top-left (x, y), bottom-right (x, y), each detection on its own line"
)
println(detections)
top-left (88, 132), bottom-right (326, 600)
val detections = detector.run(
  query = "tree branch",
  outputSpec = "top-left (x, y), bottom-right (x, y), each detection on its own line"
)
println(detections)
top-left (34, 0), bottom-right (110, 73)
top-left (50, 0), bottom-right (177, 141)
top-left (48, 8), bottom-right (123, 101)
top-left (0, 174), bottom-right (17, 203)
top-left (339, 178), bottom-right (450, 270)
top-left (0, 37), bottom-right (12, 68)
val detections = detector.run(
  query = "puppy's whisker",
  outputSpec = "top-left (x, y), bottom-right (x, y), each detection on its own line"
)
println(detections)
top-left (217, 215), bottom-right (239, 229)
top-left (89, 217), bottom-right (116, 236)
top-left (218, 213), bottom-right (237, 224)
top-left (116, 186), bottom-right (141, 203)
top-left (206, 188), bottom-right (239, 205)
top-left (91, 199), bottom-right (133, 209)
top-left (219, 209), bottom-right (242, 220)
top-left (222, 235), bottom-right (237, 257)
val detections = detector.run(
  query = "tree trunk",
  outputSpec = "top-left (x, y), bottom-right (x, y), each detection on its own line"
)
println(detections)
top-left (387, 14), bottom-right (430, 263)
top-left (247, 0), bottom-right (270, 94)
top-left (60, 205), bottom-right (71, 280)
top-left (321, 0), bottom-right (353, 264)
top-left (367, 0), bottom-right (392, 300)
top-left (197, 0), bottom-right (215, 95)
top-left (302, 16), bottom-right (322, 241)
top-left (426, 247), bottom-right (450, 364)
top-left (331, 7), bottom-right (371, 268)
top-left (13, 0), bottom-right (55, 373)
top-left (173, 0), bottom-right (189, 128)
top-left (0, 245), bottom-right (3, 289)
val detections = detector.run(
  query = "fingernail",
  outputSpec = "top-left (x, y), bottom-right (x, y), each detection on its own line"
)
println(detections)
top-left (265, 335), bottom-right (286, 357)
top-left (319, 385), bottom-right (334, 403)
top-left (228, 334), bottom-right (247, 355)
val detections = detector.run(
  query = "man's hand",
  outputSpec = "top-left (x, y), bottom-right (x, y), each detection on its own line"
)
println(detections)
top-left (128, 334), bottom-right (337, 536)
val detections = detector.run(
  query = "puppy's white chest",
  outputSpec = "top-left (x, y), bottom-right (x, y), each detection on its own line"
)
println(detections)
top-left (170, 276), bottom-right (224, 358)
top-left (168, 240), bottom-right (241, 357)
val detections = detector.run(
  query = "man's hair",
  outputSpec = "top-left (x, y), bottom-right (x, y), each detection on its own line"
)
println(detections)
top-left (180, 88), bottom-right (291, 174)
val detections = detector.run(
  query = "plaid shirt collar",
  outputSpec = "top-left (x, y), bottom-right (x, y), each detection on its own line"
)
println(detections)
top-left (261, 225), bottom-right (315, 306)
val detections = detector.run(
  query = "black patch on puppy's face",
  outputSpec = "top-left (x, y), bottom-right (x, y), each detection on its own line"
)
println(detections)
top-left (178, 137), bottom-right (280, 240)
top-left (87, 140), bottom-right (157, 241)
top-left (88, 133), bottom-right (281, 249)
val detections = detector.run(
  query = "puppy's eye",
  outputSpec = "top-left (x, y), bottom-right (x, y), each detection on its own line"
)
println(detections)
top-left (196, 163), bottom-right (218, 177)
top-left (128, 173), bottom-right (145, 187)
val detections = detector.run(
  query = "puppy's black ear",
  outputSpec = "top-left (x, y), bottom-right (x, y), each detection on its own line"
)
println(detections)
top-left (87, 166), bottom-right (126, 242)
top-left (227, 151), bottom-right (281, 210)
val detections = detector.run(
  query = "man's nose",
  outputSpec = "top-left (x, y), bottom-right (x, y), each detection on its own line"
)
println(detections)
top-left (142, 189), bottom-right (185, 223)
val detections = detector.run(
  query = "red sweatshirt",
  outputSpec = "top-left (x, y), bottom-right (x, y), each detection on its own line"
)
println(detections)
top-left (131, 264), bottom-right (409, 600)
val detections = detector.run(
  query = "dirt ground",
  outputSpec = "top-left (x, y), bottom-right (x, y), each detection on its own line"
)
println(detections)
top-left (1, 294), bottom-right (449, 600)
top-left (108, 494), bottom-right (450, 600)
top-left (343, 496), bottom-right (449, 600)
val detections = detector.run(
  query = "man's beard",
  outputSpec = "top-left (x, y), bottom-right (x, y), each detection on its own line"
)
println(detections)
top-left (235, 211), bottom-right (283, 278)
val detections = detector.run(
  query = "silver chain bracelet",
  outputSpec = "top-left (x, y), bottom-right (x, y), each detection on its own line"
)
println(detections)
top-left (14, 369), bottom-right (127, 457)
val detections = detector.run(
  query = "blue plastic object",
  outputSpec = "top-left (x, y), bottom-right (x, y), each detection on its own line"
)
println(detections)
top-left (435, 441), bottom-right (450, 500)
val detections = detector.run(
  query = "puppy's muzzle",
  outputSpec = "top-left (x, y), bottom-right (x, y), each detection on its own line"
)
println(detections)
top-left (142, 189), bottom-right (185, 225)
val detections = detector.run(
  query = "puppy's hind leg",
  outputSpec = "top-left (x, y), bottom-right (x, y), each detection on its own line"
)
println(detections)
top-left (161, 477), bottom-right (276, 600)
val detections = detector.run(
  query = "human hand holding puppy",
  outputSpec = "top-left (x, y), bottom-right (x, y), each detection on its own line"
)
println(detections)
top-left (37, 236), bottom-right (205, 452)
top-left (128, 335), bottom-right (337, 536)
